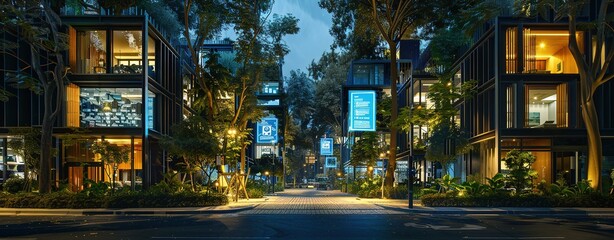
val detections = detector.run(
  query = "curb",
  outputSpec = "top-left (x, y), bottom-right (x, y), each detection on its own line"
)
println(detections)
top-left (374, 204), bottom-right (614, 216)
top-left (0, 204), bottom-right (258, 216)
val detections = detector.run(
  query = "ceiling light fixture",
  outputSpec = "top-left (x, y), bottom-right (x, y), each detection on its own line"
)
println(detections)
top-left (542, 94), bottom-right (557, 101)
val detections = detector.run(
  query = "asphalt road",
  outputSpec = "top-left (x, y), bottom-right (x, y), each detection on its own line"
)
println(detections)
top-left (0, 189), bottom-right (613, 240)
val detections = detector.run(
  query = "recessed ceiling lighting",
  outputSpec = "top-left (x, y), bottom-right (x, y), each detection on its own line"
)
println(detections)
top-left (542, 94), bottom-right (557, 101)
top-left (540, 42), bottom-right (546, 48)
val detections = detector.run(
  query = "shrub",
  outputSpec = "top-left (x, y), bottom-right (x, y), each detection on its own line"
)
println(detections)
top-left (503, 150), bottom-right (537, 193)
top-left (82, 179), bottom-right (110, 197)
top-left (458, 180), bottom-right (487, 196)
top-left (357, 177), bottom-right (382, 198)
top-left (247, 187), bottom-right (264, 198)
top-left (0, 189), bottom-right (228, 209)
top-left (420, 192), bottom-right (614, 207)
top-left (385, 185), bottom-right (409, 199)
top-left (434, 174), bottom-right (459, 193)
top-left (2, 176), bottom-right (27, 193)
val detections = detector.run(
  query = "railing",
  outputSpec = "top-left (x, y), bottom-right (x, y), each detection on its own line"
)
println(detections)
top-left (60, 4), bottom-right (171, 44)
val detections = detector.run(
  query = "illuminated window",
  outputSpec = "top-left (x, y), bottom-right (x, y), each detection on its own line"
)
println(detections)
top-left (77, 30), bottom-right (107, 74)
top-left (522, 29), bottom-right (583, 74)
top-left (524, 84), bottom-right (568, 128)
top-left (111, 31), bottom-right (156, 75)
top-left (74, 88), bottom-right (156, 128)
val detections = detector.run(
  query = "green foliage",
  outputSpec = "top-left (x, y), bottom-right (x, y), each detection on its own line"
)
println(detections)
top-left (149, 172), bottom-right (189, 194)
top-left (7, 128), bottom-right (46, 178)
top-left (2, 176), bottom-right (27, 194)
top-left (540, 177), bottom-right (595, 198)
top-left (91, 140), bottom-right (130, 166)
top-left (384, 185), bottom-right (409, 199)
top-left (98, 0), bottom-right (137, 15)
top-left (357, 177), bottom-right (383, 198)
top-left (81, 179), bottom-right (109, 197)
top-left (285, 70), bottom-right (315, 130)
top-left (0, 190), bottom-right (228, 209)
top-left (106, 191), bottom-right (228, 208)
top-left (420, 192), bottom-right (614, 208)
top-left (396, 79), bottom-right (476, 172)
top-left (486, 173), bottom-right (507, 193)
top-left (503, 150), bottom-right (538, 193)
top-left (458, 181), bottom-right (488, 196)
top-left (350, 132), bottom-right (381, 170)
top-left (434, 174), bottom-right (459, 193)
top-left (429, 27), bottom-right (471, 73)
top-left (136, 0), bottom-right (181, 39)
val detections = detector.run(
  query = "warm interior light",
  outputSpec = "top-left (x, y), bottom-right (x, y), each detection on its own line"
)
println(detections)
top-left (539, 42), bottom-right (546, 48)
top-left (533, 96), bottom-right (538, 100)
top-left (530, 33), bottom-right (571, 36)
top-left (121, 94), bottom-right (142, 98)
top-left (542, 94), bottom-right (557, 101)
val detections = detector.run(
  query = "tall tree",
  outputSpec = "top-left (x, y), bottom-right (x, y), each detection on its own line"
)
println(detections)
top-left (311, 51), bottom-right (351, 138)
top-left (180, 0), bottom-right (298, 174)
top-left (286, 69), bottom-right (315, 130)
top-left (0, 0), bottom-right (69, 193)
top-left (90, 140), bottom-right (131, 192)
top-left (367, 0), bottom-right (423, 188)
top-left (515, 0), bottom-right (614, 189)
top-left (318, 0), bottom-right (382, 59)
top-left (350, 132), bottom-right (381, 178)
top-left (161, 115), bottom-right (219, 191)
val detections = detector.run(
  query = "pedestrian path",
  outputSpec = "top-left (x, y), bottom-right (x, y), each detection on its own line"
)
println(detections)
top-left (242, 189), bottom-right (404, 215)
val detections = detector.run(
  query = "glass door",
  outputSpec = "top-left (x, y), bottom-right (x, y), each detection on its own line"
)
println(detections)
top-left (553, 152), bottom-right (577, 186)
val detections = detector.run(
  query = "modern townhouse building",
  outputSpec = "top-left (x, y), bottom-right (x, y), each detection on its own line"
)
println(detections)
top-left (1, 6), bottom-right (188, 191)
top-left (341, 40), bottom-right (419, 180)
top-left (250, 64), bottom-right (286, 175)
top-left (403, 1), bottom-right (614, 189)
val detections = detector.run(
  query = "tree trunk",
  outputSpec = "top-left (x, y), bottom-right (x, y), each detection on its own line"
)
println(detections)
top-left (39, 88), bottom-right (55, 194)
top-left (385, 43), bottom-right (398, 189)
top-left (293, 173), bottom-right (296, 188)
top-left (582, 98), bottom-right (602, 189)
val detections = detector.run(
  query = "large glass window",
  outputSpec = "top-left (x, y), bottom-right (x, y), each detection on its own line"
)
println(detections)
top-left (524, 84), bottom-right (568, 128)
top-left (259, 82), bottom-right (279, 95)
top-left (257, 99), bottom-right (280, 106)
top-left (76, 88), bottom-right (155, 128)
top-left (352, 64), bottom-right (384, 85)
top-left (64, 138), bottom-right (142, 191)
top-left (507, 28), bottom-right (584, 74)
top-left (522, 29), bottom-right (584, 74)
top-left (111, 31), bottom-right (156, 75)
top-left (76, 30), bottom-right (157, 75)
top-left (77, 30), bottom-right (107, 74)
top-left (412, 79), bottom-right (435, 109)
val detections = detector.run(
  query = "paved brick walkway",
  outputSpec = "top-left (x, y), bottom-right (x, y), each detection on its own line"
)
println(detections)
top-left (242, 189), bottom-right (404, 214)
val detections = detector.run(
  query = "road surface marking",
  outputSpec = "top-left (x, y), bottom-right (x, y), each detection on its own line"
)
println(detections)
top-left (404, 222), bottom-right (486, 230)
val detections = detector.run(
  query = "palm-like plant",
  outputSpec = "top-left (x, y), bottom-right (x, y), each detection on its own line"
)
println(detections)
top-left (434, 174), bottom-right (459, 193)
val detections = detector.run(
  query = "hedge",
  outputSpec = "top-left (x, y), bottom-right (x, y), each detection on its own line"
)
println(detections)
top-left (0, 191), bottom-right (228, 209)
top-left (420, 192), bottom-right (614, 207)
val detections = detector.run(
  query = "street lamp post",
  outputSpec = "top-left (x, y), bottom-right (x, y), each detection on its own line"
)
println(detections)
top-left (408, 156), bottom-right (414, 208)
top-left (264, 171), bottom-right (270, 194)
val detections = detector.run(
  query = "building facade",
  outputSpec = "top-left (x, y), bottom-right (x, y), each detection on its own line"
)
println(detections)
top-left (403, 1), bottom-right (614, 189)
top-left (1, 6), bottom-right (188, 190)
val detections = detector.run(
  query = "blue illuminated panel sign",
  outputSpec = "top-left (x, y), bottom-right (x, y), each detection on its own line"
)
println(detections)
top-left (320, 138), bottom-right (333, 155)
top-left (257, 117), bottom-right (278, 143)
top-left (325, 157), bottom-right (337, 168)
top-left (348, 90), bottom-right (376, 131)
